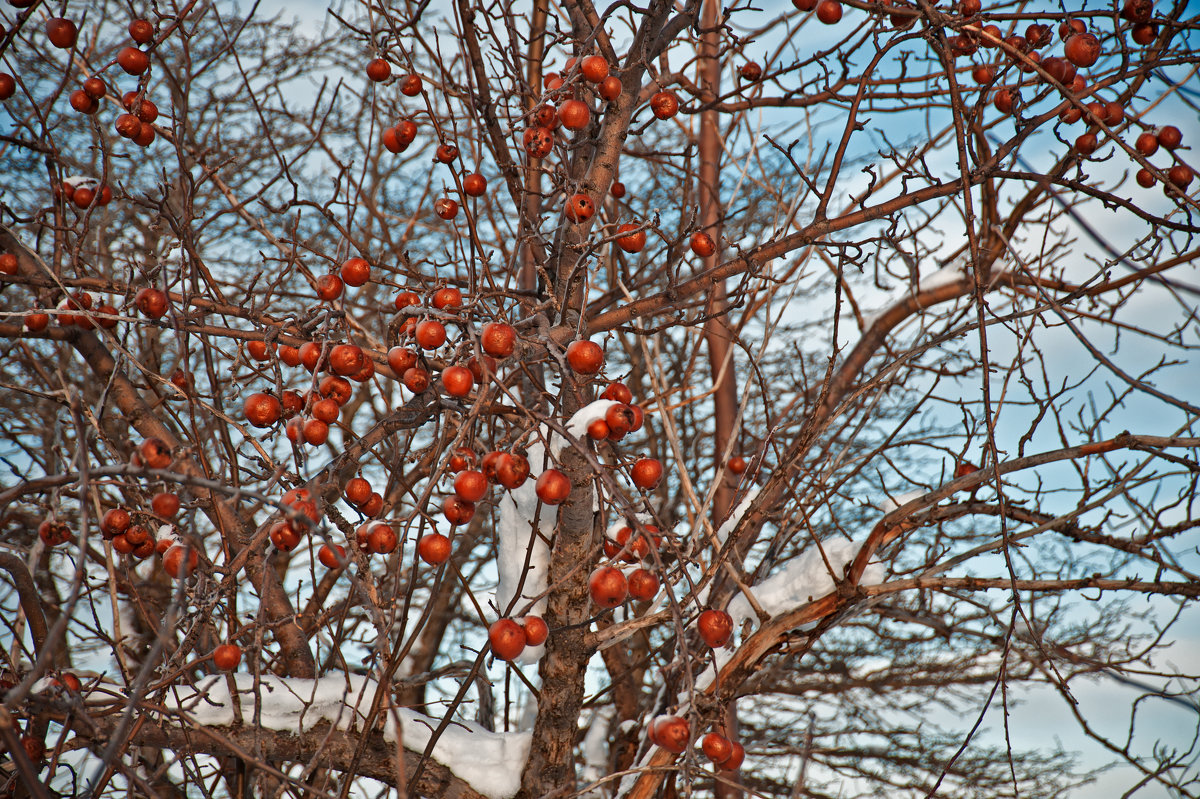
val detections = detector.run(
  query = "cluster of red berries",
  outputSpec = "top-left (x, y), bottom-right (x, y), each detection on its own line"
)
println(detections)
top-left (38, 441), bottom-right (201, 579)
top-left (647, 716), bottom-right (746, 770)
top-left (487, 616), bottom-right (550, 661)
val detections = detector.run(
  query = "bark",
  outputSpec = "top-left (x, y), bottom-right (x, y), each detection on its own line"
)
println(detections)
top-left (60, 711), bottom-right (488, 799)
top-left (697, 3), bottom-right (743, 795)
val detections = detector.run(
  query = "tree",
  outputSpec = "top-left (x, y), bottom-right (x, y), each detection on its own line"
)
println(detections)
top-left (1, 0), bottom-right (1198, 797)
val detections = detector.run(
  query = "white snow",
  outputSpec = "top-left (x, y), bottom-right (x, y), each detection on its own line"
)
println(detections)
top-left (714, 486), bottom-right (760, 546)
top-left (580, 705), bottom-right (614, 794)
top-left (556, 400), bottom-right (619, 450)
top-left (917, 266), bottom-right (966, 291)
top-left (165, 673), bottom-right (531, 799)
top-left (726, 538), bottom-right (883, 633)
top-left (156, 524), bottom-right (179, 546)
top-left (877, 488), bottom-right (925, 512)
top-left (496, 400), bottom-right (617, 664)
top-left (858, 267), bottom-right (967, 332)
top-left (693, 645), bottom-right (736, 694)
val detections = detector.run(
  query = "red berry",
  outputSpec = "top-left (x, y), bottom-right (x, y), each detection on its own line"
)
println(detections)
top-left (691, 231), bottom-right (716, 257)
top-left (816, 0), bottom-right (843, 24)
top-left (605, 404), bottom-right (636, 439)
top-left (993, 88), bottom-right (1018, 115)
top-left (601, 383), bottom-right (634, 404)
top-left (566, 340), bottom-right (604, 374)
top-left (488, 618), bottom-right (527, 661)
top-left (522, 615), bottom-right (549, 646)
top-left (616, 223), bottom-right (647, 253)
top-left (589, 566), bottom-right (628, 608)
top-left (443, 495), bottom-right (475, 525)
top-left (697, 609), bottom-right (734, 647)
top-left (367, 523), bottom-right (398, 554)
top-left (442, 364), bottom-right (474, 397)
top-left (140, 437), bottom-right (172, 469)
top-left (559, 99), bottom-right (591, 131)
top-left (535, 468), bottom-right (571, 505)
top-left (1167, 164), bottom-right (1194, 190)
top-left (316, 273), bottom-right (344, 301)
top-left (599, 76), bottom-right (622, 102)
top-left (627, 568), bottom-right (659, 601)
top-left (432, 286), bottom-right (463, 310)
top-left (463, 173), bottom-right (487, 196)
top-left (129, 19), bottom-right (155, 43)
top-left (152, 491), bottom-right (181, 518)
top-left (319, 543), bottom-right (347, 569)
top-left (70, 89), bottom-right (98, 114)
top-left (581, 55), bottom-right (609, 83)
top-left (481, 322), bottom-right (517, 358)
top-left (721, 741), bottom-right (746, 770)
top-left (416, 319), bottom-right (448, 349)
top-left (564, 193), bottom-right (595, 222)
top-left (135, 287), bottom-right (168, 318)
top-left (401, 74), bottom-right (423, 96)
top-left (340, 257), bottom-right (370, 286)
top-left (403, 367), bottom-right (431, 393)
top-left (162, 543), bottom-right (199, 578)
top-left (118, 47), bottom-right (150, 75)
top-left (1157, 125), bottom-right (1182, 150)
top-left (702, 732), bottom-right (733, 764)
top-left (46, 18), bottom-right (78, 49)
top-left (631, 458), bottom-right (663, 490)
top-left (650, 90), bottom-right (679, 120)
top-left (454, 469), bottom-right (489, 503)
top-left (523, 126), bottom-right (554, 158)
top-left (387, 346), bottom-right (418, 375)
top-left (1064, 33), bottom-right (1100, 68)
top-left (366, 58), bottom-right (391, 82)
top-left (418, 532), bottom-right (452, 565)
top-left (651, 716), bottom-right (690, 754)
top-left (212, 643), bottom-right (242, 671)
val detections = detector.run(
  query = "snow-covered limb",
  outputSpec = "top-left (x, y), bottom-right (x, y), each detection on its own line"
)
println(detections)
top-left (165, 673), bottom-right (531, 799)
top-left (553, 399), bottom-right (619, 454)
top-left (494, 399), bottom-right (617, 616)
top-left (727, 538), bottom-right (883, 634)
top-left (714, 485), bottom-right (759, 547)
top-left (917, 265), bottom-right (967, 291)
top-left (495, 400), bottom-right (617, 663)
top-left (877, 488), bottom-right (926, 512)
top-left (859, 267), bottom-right (969, 331)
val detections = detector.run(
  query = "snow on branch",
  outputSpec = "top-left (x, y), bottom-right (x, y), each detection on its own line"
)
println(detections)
top-left (495, 399), bottom-right (618, 662)
top-left (727, 538), bottom-right (883, 634)
top-left (715, 486), bottom-right (759, 546)
top-left (165, 673), bottom-right (531, 799)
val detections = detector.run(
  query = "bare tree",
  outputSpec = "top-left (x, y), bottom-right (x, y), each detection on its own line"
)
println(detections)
top-left (1, 1), bottom-right (1198, 798)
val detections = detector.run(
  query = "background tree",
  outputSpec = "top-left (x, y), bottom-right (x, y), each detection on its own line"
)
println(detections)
top-left (1, 0), bottom-right (1198, 798)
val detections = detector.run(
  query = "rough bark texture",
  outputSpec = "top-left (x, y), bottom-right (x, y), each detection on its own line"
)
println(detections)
top-left (60, 711), bottom-right (487, 799)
